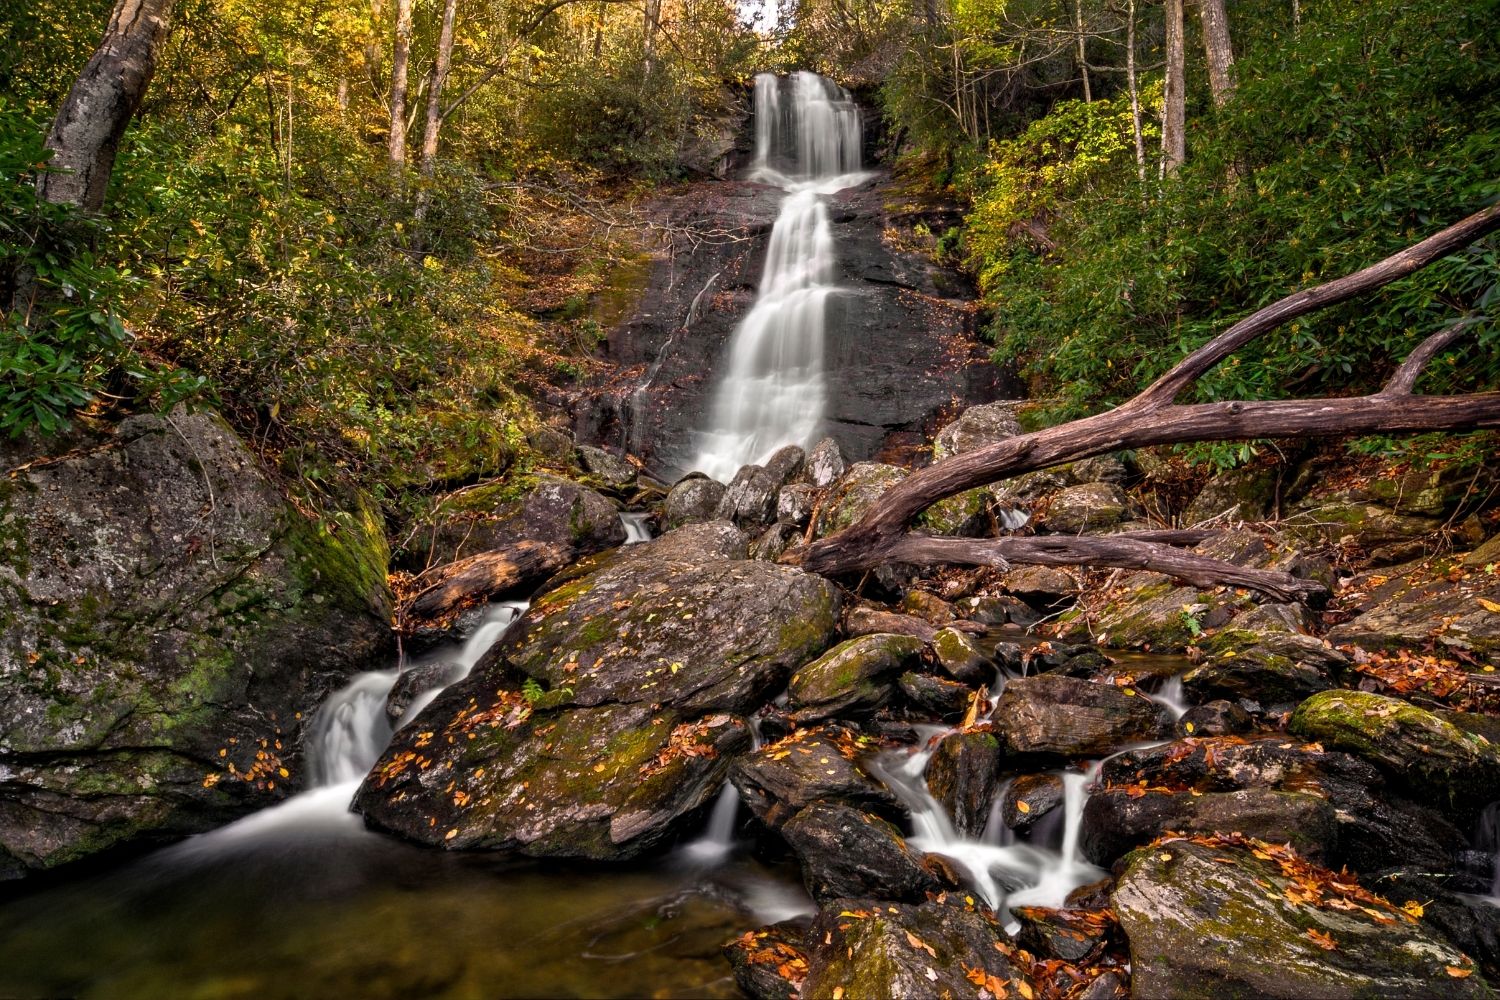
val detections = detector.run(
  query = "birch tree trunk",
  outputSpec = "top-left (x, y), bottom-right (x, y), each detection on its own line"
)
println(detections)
top-left (643, 0), bottom-right (662, 75)
top-left (1127, 0), bottom-right (1145, 181)
top-left (1160, 0), bottom-right (1187, 177)
top-left (39, 0), bottom-right (175, 211)
top-left (388, 0), bottom-right (413, 173)
top-left (419, 0), bottom-right (459, 179)
top-left (1198, 0), bottom-right (1237, 106)
top-left (366, 0), bottom-right (385, 94)
top-left (1073, 0), bottom-right (1092, 103)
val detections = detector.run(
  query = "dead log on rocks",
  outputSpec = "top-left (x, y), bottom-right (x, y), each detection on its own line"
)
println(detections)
top-left (400, 540), bottom-right (570, 626)
top-left (800, 204), bottom-right (1500, 601)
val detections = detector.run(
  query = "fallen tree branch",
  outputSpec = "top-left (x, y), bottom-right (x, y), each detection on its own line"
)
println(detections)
top-left (801, 204), bottom-right (1500, 600)
top-left (885, 535), bottom-right (1325, 604)
top-left (401, 540), bottom-right (570, 626)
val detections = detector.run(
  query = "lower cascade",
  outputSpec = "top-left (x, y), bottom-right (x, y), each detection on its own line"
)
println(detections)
top-left (691, 71), bottom-right (866, 482)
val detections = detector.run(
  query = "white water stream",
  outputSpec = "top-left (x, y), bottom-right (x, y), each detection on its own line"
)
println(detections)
top-left (691, 72), bottom-right (869, 482)
top-left (866, 727), bottom-right (1106, 918)
top-left (172, 602), bottom-right (528, 855)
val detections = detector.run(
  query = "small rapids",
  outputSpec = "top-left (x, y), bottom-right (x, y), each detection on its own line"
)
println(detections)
top-left (867, 726), bottom-right (1106, 919)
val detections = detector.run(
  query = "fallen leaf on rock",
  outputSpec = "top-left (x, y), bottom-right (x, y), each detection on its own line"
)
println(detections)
top-left (1304, 928), bottom-right (1337, 950)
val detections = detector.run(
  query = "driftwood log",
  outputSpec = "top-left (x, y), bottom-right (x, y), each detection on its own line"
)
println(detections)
top-left (799, 204), bottom-right (1500, 601)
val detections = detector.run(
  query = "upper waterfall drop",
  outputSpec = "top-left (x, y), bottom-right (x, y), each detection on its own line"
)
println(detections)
top-left (690, 71), bottom-right (867, 483)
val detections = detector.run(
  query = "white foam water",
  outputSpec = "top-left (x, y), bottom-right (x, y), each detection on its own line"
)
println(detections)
top-left (620, 512), bottom-right (654, 544)
top-left (692, 71), bottom-right (868, 482)
top-left (867, 728), bottom-right (1105, 915)
top-left (170, 601), bottom-right (528, 854)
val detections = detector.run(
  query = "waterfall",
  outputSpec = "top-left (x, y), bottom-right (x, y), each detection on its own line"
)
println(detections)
top-left (866, 729), bottom-right (1105, 915)
top-left (619, 512), bottom-right (654, 544)
top-left (172, 602), bottom-right (528, 852)
top-left (691, 72), bottom-right (866, 483)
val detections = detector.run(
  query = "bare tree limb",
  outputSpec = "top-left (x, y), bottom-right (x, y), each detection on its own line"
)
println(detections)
top-left (799, 205), bottom-right (1500, 601)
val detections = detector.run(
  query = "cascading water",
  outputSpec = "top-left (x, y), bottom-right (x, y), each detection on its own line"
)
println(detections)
top-left (866, 727), bottom-right (1106, 917)
top-left (691, 71), bottom-right (867, 482)
top-left (175, 601), bottom-right (528, 852)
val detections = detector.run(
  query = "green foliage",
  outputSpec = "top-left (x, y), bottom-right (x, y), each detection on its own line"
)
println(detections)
top-left (964, 0), bottom-right (1500, 430)
top-left (0, 107), bottom-right (203, 436)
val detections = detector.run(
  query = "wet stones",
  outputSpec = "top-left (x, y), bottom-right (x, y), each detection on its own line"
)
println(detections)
top-left (1001, 773), bottom-right (1065, 834)
top-left (782, 802), bottom-right (947, 904)
top-left (787, 634), bottom-right (925, 722)
top-left (1182, 631), bottom-right (1347, 705)
top-left (1114, 838), bottom-right (1490, 998)
top-left (729, 725), bottom-right (898, 829)
top-left (993, 675), bottom-right (1172, 760)
top-left (924, 731), bottom-right (1004, 837)
top-left (355, 699), bottom-right (750, 860)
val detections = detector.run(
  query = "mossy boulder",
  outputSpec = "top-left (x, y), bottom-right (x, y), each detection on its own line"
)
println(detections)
top-left (800, 897), bottom-right (1021, 1000)
top-left (930, 627), bottom-right (989, 684)
top-left (933, 402), bottom-right (1022, 459)
top-left (916, 487), bottom-right (990, 537)
top-left (353, 690), bottom-right (749, 859)
top-left (1037, 482), bottom-right (1131, 534)
top-left (1284, 501), bottom-right (1442, 549)
top-left (491, 554), bottom-right (839, 715)
top-left (402, 472), bottom-right (624, 568)
top-left (812, 463), bottom-right (907, 539)
top-left (788, 634), bottom-right (924, 722)
top-left (1093, 736), bottom-right (1466, 874)
top-left (1114, 838), bottom-right (1491, 998)
top-left (993, 675), bottom-right (1171, 760)
top-left (577, 444), bottom-right (637, 490)
top-left (1327, 562), bottom-right (1500, 666)
top-left (1183, 464), bottom-right (1278, 525)
top-left (782, 802), bottom-right (946, 904)
top-left (0, 409), bottom-right (391, 879)
top-left (1289, 690), bottom-right (1500, 812)
top-left (1182, 631), bottom-right (1348, 705)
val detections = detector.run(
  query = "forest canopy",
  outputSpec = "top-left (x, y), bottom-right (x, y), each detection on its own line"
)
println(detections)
top-left (2, 0), bottom-right (1496, 505)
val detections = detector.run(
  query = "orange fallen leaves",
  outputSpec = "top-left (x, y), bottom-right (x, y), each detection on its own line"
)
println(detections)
top-left (1304, 928), bottom-right (1337, 950)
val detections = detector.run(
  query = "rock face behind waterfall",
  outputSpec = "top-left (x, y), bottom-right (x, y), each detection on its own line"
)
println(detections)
top-left (0, 410), bottom-right (392, 879)
top-left (577, 167), bottom-right (1007, 480)
top-left (354, 527), bottom-right (840, 858)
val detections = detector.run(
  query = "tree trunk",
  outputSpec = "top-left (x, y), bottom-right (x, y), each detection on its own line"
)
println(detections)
top-left (642, 0), bottom-right (662, 75)
top-left (1198, 0), bottom-right (1237, 106)
top-left (388, 0), bottom-right (413, 173)
top-left (1073, 0), bottom-right (1092, 103)
top-left (38, 0), bottom-right (174, 211)
top-left (797, 204), bottom-right (1500, 601)
top-left (418, 0), bottom-right (459, 180)
top-left (1127, 0), bottom-right (1145, 182)
top-left (400, 541), bottom-right (572, 627)
top-left (1160, 0), bottom-right (1186, 177)
top-left (366, 0), bottom-right (384, 94)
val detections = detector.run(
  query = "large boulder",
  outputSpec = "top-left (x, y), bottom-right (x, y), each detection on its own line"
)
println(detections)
top-left (664, 475), bottom-right (727, 530)
top-left (782, 802), bottom-right (946, 904)
top-left (802, 437), bottom-right (846, 488)
top-left (1182, 630), bottom-right (1348, 705)
top-left (489, 554), bottom-right (839, 715)
top-left (1083, 736), bottom-right (1467, 873)
top-left (1289, 689), bottom-right (1500, 812)
top-left (0, 410), bottom-right (391, 879)
top-left (1328, 561), bottom-right (1500, 666)
top-left (787, 634), bottom-right (925, 722)
top-left (993, 675), bottom-right (1171, 759)
top-left (354, 693), bottom-right (749, 859)
top-left (1038, 482), bottom-right (1131, 534)
top-left (933, 402), bottom-right (1022, 459)
top-left (800, 898), bottom-right (1022, 1000)
top-left (1114, 838), bottom-right (1490, 998)
top-left (716, 464), bottom-right (780, 530)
